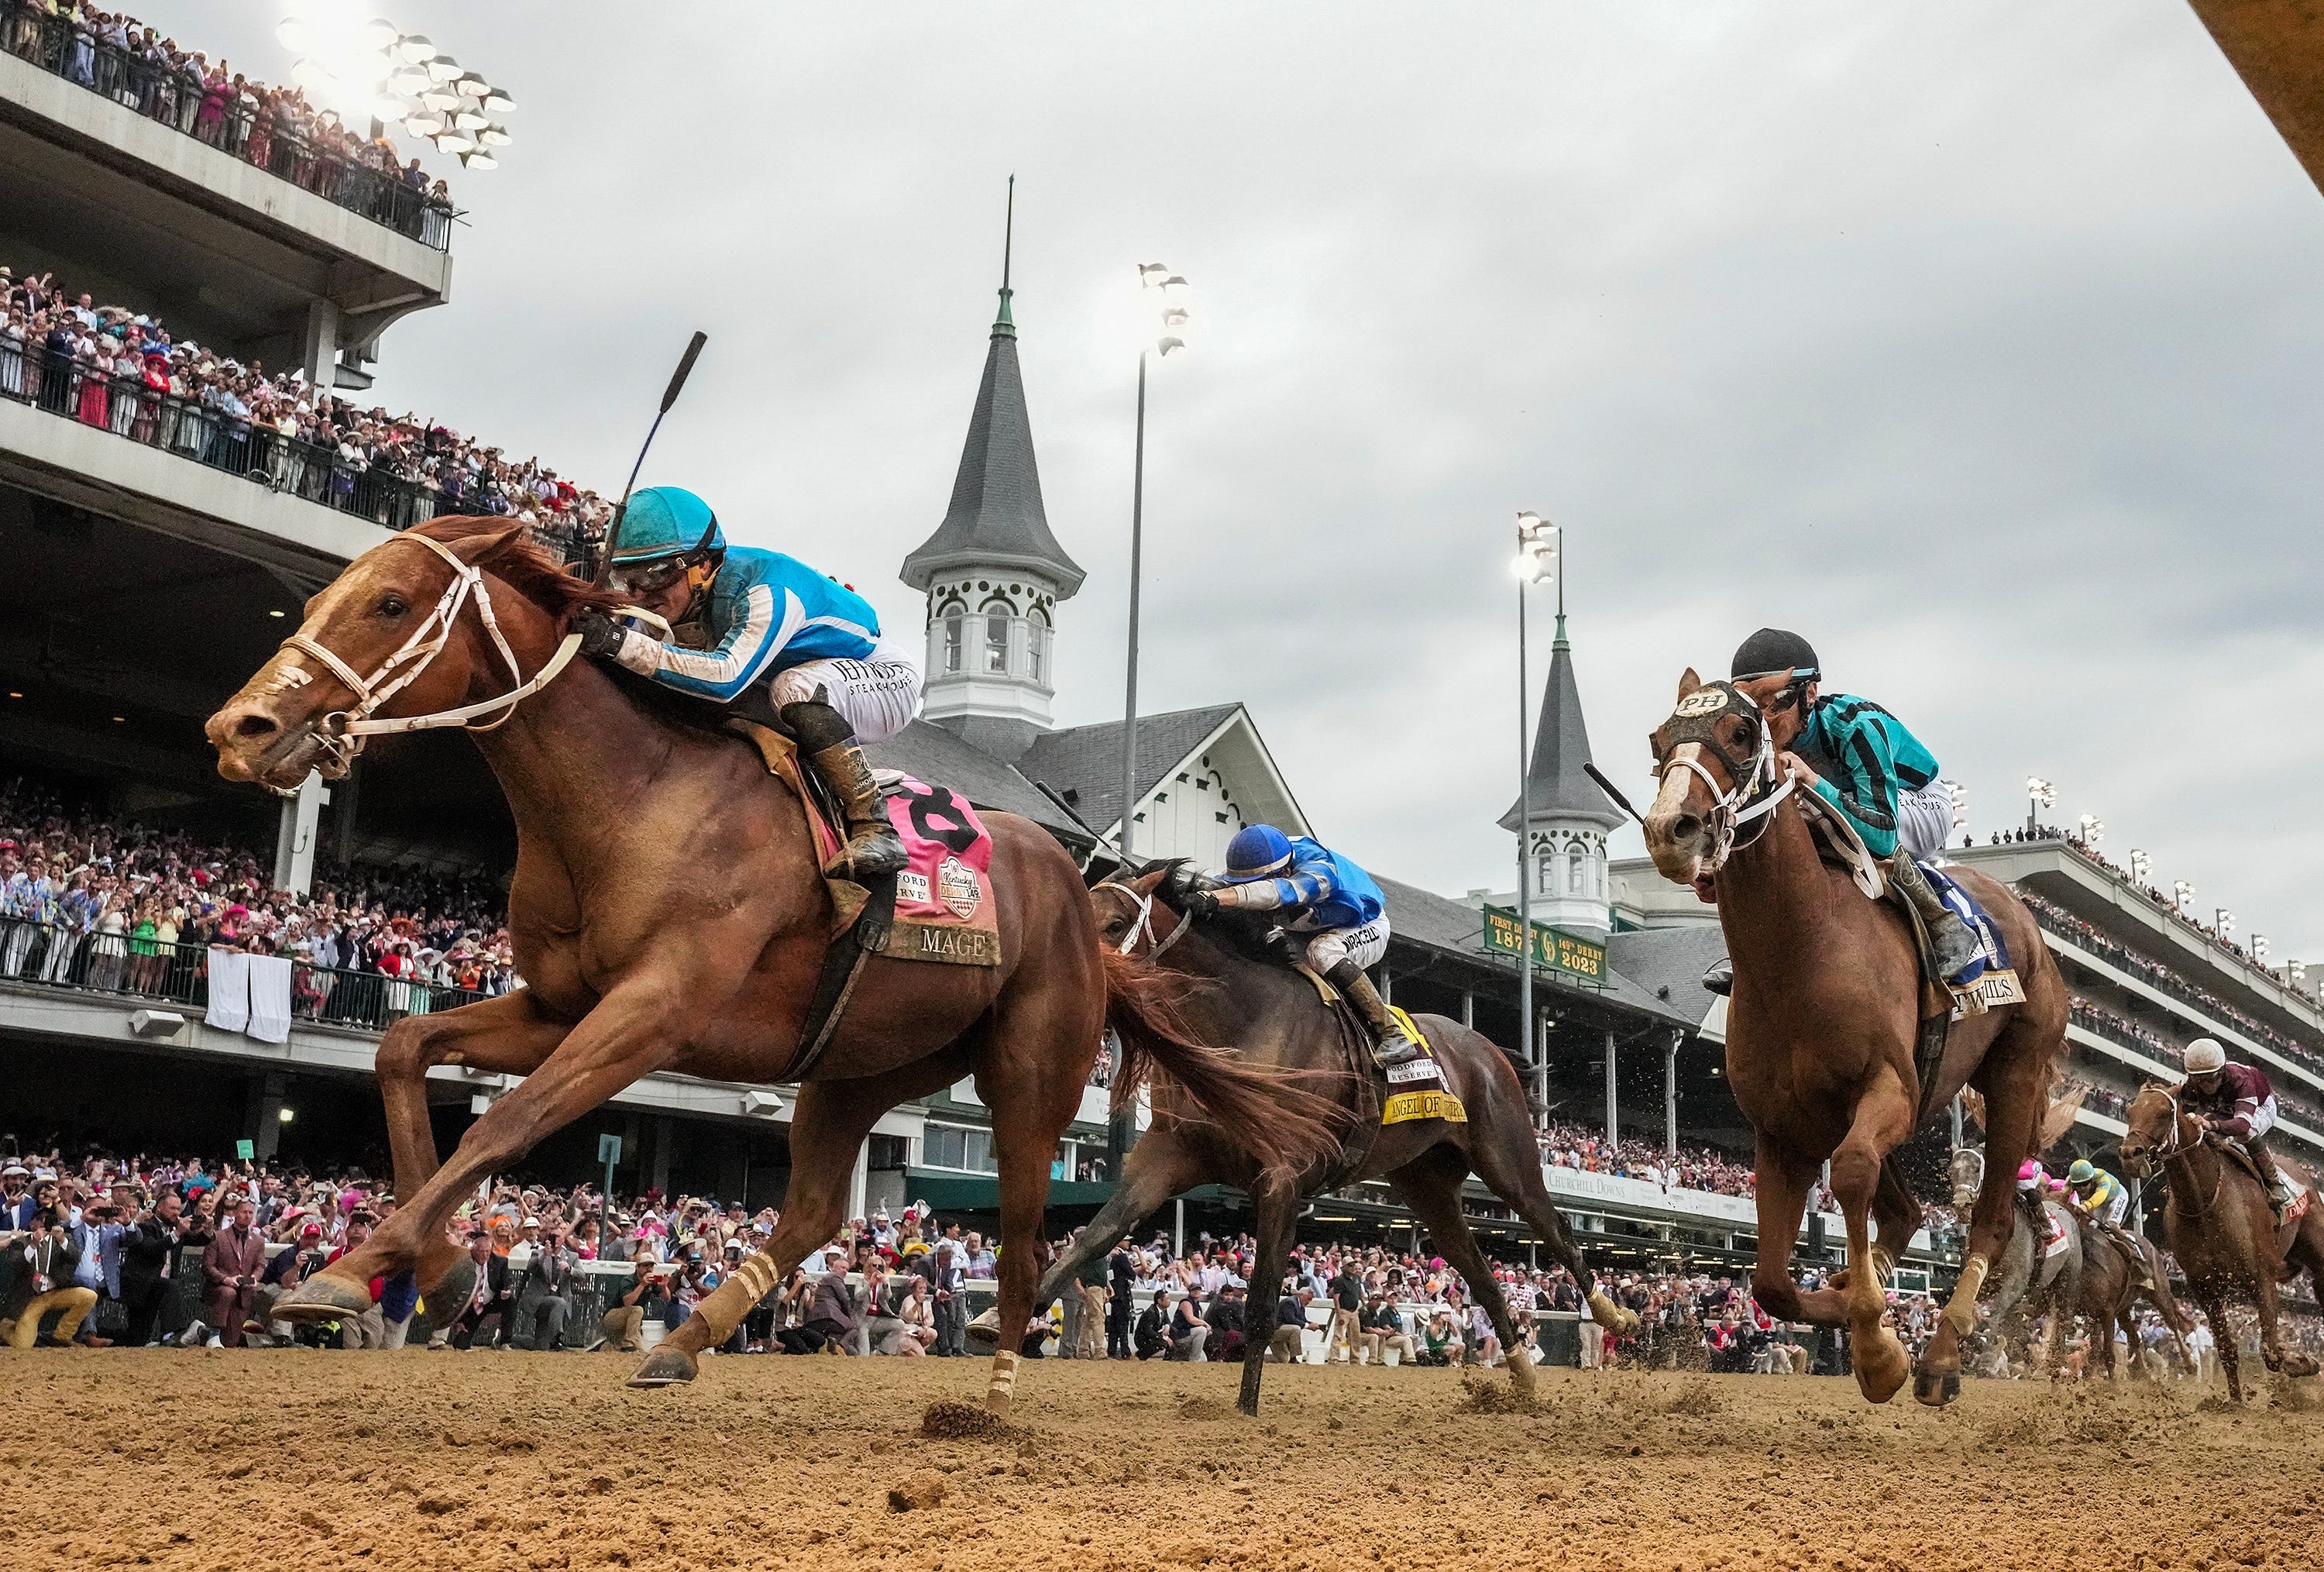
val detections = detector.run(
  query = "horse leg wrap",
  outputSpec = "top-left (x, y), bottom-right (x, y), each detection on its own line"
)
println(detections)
top-left (1940, 1252), bottom-right (1989, 1337)
top-left (1587, 1289), bottom-right (1636, 1336)
top-left (986, 1349), bottom-right (1022, 1413)
top-left (1505, 1343), bottom-right (1535, 1392)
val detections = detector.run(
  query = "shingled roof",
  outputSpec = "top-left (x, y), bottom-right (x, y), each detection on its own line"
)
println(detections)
top-left (1015, 703), bottom-right (1242, 838)
top-left (1501, 620), bottom-right (1624, 833)
top-left (899, 284), bottom-right (1085, 599)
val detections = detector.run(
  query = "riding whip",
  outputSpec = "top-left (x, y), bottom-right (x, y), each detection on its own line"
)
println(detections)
top-left (1584, 761), bottom-right (1648, 825)
top-left (591, 329), bottom-right (709, 584)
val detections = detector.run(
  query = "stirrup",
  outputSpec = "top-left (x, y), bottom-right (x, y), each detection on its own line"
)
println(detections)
top-left (1371, 1033), bottom-right (1425, 1068)
top-left (840, 820), bottom-right (907, 880)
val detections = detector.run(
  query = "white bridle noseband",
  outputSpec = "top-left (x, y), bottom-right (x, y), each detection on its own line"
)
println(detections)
top-left (272, 532), bottom-right (586, 780)
top-left (1112, 886), bottom-right (1193, 961)
top-left (1658, 717), bottom-right (1794, 875)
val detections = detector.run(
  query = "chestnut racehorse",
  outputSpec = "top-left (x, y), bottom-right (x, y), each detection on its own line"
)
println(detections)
top-left (995, 864), bottom-right (1638, 1415)
top-left (205, 518), bottom-right (1336, 1412)
top-left (1643, 670), bottom-right (2064, 1406)
top-left (2121, 1082), bottom-right (2324, 1401)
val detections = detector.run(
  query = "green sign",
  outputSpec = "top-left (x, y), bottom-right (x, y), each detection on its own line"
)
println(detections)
top-left (235, 1139), bottom-right (256, 1161)
top-left (1480, 906), bottom-right (1606, 984)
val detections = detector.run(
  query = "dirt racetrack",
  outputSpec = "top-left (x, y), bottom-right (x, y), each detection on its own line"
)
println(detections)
top-left (6, 1350), bottom-right (2322, 1572)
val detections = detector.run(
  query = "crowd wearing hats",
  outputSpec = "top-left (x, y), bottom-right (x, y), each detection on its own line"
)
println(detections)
top-left (0, 772), bottom-right (518, 1014)
top-left (1534, 1121), bottom-right (1758, 1199)
top-left (4, 0), bottom-right (454, 246)
top-left (0, 263), bottom-right (612, 553)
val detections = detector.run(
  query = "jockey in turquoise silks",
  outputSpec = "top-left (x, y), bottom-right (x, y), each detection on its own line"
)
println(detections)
top-left (1702, 628), bottom-right (1981, 995)
top-left (572, 486), bottom-right (920, 878)
top-left (1183, 824), bottom-right (1422, 1068)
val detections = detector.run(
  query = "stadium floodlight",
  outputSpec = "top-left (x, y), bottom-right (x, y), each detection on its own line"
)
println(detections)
top-left (2253, 934), bottom-right (2271, 961)
top-left (476, 123), bottom-right (511, 147)
top-left (2078, 814), bottom-right (2104, 845)
top-left (482, 86), bottom-right (516, 114)
top-left (426, 53), bottom-right (463, 82)
top-left (277, 16), bottom-right (315, 53)
top-left (459, 148), bottom-right (497, 170)
top-left (401, 112), bottom-right (445, 136)
top-left (2025, 776), bottom-right (2055, 809)
top-left (1513, 511), bottom-right (1557, 586)
top-left (420, 84), bottom-right (460, 111)
top-left (433, 129), bottom-right (477, 154)
top-left (450, 105), bottom-right (490, 131)
top-left (362, 16), bottom-right (400, 49)
top-left (2215, 907), bottom-right (2236, 937)
top-left (1940, 779), bottom-right (1968, 830)
top-left (2130, 848), bottom-right (2150, 881)
top-left (370, 92), bottom-right (411, 122)
top-left (2173, 879), bottom-right (2194, 912)
top-left (395, 33), bottom-right (435, 64)
top-left (453, 71), bottom-right (490, 98)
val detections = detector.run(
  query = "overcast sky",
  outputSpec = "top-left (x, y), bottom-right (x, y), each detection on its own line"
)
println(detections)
top-left (172, 2), bottom-right (2324, 955)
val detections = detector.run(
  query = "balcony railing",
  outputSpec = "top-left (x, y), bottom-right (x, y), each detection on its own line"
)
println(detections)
top-left (3, 0), bottom-right (454, 251)
top-left (0, 914), bottom-right (490, 1032)
top-left (1, 336), bottom-right (445, 530)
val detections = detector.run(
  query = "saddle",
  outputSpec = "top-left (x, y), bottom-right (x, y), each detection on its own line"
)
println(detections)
top-left (1794, 791), bottom-right (2022, 1120)
top-left (1288, 966), bottom-right (1465, 1188)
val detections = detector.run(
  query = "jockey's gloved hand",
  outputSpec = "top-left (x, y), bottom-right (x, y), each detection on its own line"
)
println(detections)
top-left (573, 609), bottom-right (630, 660)
top-left (1181, 888), bottom-right (1219, 917)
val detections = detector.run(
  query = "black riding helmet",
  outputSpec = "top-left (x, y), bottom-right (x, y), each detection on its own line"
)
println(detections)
top-left (1731, 628), bottom-right (1820, 716)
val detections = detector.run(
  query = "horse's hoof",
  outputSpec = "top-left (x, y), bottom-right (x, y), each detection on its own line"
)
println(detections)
top-left (271, 1274), bottom-right (374, 1323)
top-left (983, 1385), bottom-right (1013, 1419)
top-left (2284, 1355), bottom-right (2320, 1380)
top-left (1855, 1333), bottom-right (1910, 1405)
top-left (425, 1256), bottom-right (478, 1319)
top-left (627, 1348), bottom-right (699, 1389)
top-left (963, 1309), bottom-right (1001, 1355)
top-left (1913, 1371), bottom-right (1961, 1408)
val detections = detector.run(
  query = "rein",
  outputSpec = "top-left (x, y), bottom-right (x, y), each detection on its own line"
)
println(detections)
top-left (1112, 887), bottom-right (1194, 962)
top-left (274, 533), bottom-right (586, 780)
top-left (2139, 1088), bottom-right (2225, 1219)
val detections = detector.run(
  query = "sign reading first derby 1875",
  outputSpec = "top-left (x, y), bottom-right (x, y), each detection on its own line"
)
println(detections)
top-left (1480, 907), bottom-right (1607, 984)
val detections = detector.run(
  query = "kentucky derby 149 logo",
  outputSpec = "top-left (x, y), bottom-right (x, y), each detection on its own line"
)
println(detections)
top-left (936, 855), bottom-right (982, 919)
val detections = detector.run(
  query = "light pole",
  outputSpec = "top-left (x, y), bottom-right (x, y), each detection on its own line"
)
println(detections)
top-left (1117, 265), bottom-right (1191, 862)
top-left (1513, 511), bottom-right (1558, 1130)
top-left (2130, 848), bottom-right (2150, 886)
top-left (2024, 776), bottom-right (2054, 835)
top-left (277, 7), bottom-right (514, 169)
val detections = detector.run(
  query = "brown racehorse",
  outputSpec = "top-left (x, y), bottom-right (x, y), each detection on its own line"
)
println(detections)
top-left (2121, 1082), bottom-right (2324, 1401)
top-left (1642, 670), bottom-right (2065, 1406)
top-left (2068, 1219), bottom-right (2193, 1381)
top-left (990, 865), bottom-right (1638, 1415)
top-left (203, 517), bottom-right (1336, 1412)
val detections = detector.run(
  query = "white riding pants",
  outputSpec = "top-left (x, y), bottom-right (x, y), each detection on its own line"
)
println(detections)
top-left (769, 638), bottom-right (923, 745)
top-left (1303, 916), bottom-right (1391, 974)
top-left (1896, 784), bottom-right (1952, 860)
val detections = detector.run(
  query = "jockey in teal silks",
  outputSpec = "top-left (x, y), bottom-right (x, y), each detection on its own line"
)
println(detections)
top-left (1703, 628), bottom-right (1981, 995)
top-left (572, 486), bottom-right (920, 878)
top-left (1182, 824), bottom-right (1423, 1068)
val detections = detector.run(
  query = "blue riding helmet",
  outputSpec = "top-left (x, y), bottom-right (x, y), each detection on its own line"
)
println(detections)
top-left (1222, 824), bottom-right (1294, 882)
top-left (610, 485), bottom-right (725, 563)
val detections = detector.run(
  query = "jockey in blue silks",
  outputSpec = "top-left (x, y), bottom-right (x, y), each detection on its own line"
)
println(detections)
top-left (572, 486), bottom-right (922, 877)
top-left (1703, 628), bottom-right (1981, 995)
top-left (1184, 824), bottom-right (1422, 1068)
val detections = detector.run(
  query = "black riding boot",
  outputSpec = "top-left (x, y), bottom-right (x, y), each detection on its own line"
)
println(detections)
top-left (2245, 1130), bottom-right (2297, 1219)
top-left (1700, 957), bottom-right (1733, 997)
top-left (1884, 851), bottom-right (1982, 980)
top-left (782, 700), bottom-right (907, 881)
top-left (1326, 960), bottom-right (1423, 1068)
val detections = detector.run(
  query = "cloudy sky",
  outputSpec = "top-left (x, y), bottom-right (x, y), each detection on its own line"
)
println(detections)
top-left (176, 2), bottom-right (2324, 955)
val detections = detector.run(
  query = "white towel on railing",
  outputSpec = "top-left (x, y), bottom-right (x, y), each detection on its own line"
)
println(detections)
top-left (205, 947), bottom-right (249, 1034)
top-left (246, 955), bottom-right (293, 1044)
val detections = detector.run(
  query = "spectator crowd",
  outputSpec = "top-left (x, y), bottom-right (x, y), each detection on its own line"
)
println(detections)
top-left (1, 773), bottom-right (519, 1021)
top-left (5, 0), bottom-right (453, 246)
top-left (2, 263), bottom-right (610, 553)
top-left (1534, 1121), bottom-right (1757, 1199)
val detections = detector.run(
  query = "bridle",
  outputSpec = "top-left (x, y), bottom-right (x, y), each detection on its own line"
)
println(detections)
top-left (2126, 1084), bottom-right (2223, 1216)
top-left (270, 532), bottom-right (586, 783)
top-left (1108, 882), bottom-right (1193, 961)
top-left (1652, 681), bottom-right (1795, 874)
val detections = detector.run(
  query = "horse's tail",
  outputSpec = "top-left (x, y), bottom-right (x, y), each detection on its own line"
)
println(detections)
top-left (1100, 947), bottom-right (1348, 1178)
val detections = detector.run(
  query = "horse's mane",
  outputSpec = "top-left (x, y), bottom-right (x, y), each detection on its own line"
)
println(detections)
top-left (407, 515), bottom-right (629, 623)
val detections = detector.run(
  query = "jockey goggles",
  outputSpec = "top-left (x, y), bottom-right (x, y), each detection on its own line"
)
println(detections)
top-left (610, 547), bottom-right (721, 597)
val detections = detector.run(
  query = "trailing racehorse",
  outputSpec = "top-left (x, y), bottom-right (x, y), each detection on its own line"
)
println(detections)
top-left (2122, 1082), bottom-right (2324, 1401)
top-left (1948, 1143), bottom-right (2083, 1374)
top-left (204, 518), bottom-right (1338, 1412)
top-left (992, 863), bottom-right (1637, 1416)
top-left (2071, 1220), bottom-right (2194, 1381)
top-left (1643, 670), bottom-right (2066, 1405)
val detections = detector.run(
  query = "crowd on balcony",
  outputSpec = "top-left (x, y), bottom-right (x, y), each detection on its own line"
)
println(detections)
top-left (0, 263), bottom-right (611, 552)
top-left (3, 0), bottom-right (453, 246)
top-left (1535, 1122), bottom-right (1757, 1199)
top-left (0, 773), bottom-right (517, 1021)
top-left (2023, 893), bottom-right (2324, 1080)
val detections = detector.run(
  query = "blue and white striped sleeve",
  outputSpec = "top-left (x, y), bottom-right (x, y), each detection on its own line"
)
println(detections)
top-left (628, 583), bottom-right (787, 703)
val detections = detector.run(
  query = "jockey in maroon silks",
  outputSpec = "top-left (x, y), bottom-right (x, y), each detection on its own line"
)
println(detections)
top-left (2180, 1037), bottom-right (2296, 1216)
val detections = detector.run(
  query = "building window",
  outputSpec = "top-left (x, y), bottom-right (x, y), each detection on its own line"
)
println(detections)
top-left (923, 1123), bottom-right (998, 1174)
top-left (983, 603), bottom-right (1010, 675)
top-left (1535, 849), bottom-right (1556, 896)
top-left (1029, 609), bottom-right (1049, 684)
top-left (941, 614), bottom-right (964, 674)
top-left (1566, 847), bottom-right (1586, 895)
